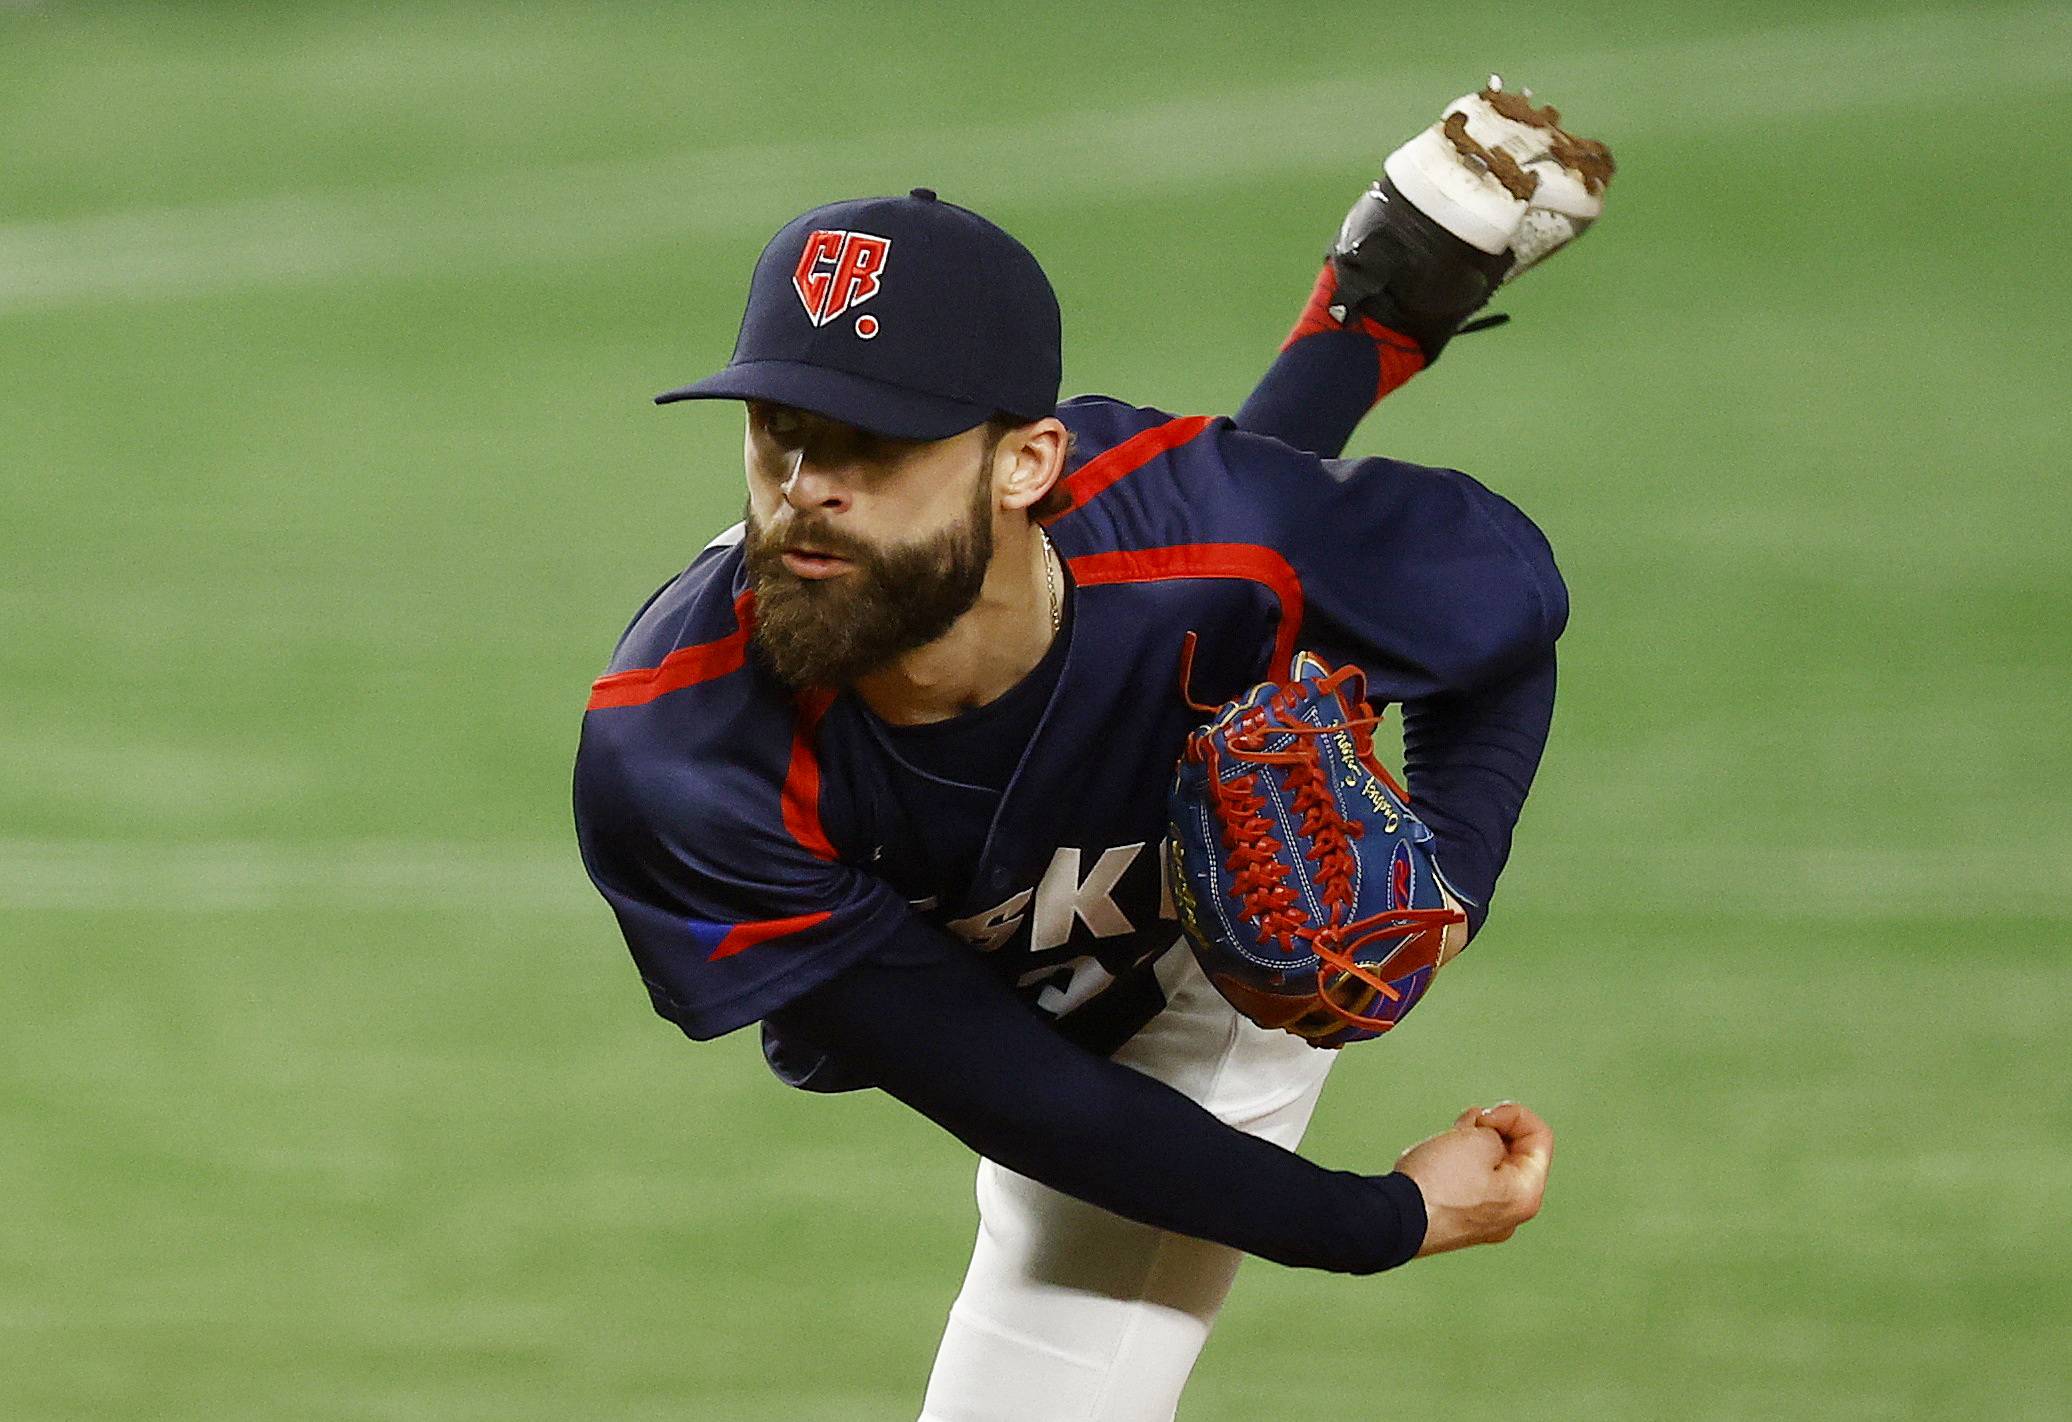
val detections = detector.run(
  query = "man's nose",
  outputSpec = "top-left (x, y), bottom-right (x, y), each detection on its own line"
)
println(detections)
top-left (780, 449), bottom-right (852, 513)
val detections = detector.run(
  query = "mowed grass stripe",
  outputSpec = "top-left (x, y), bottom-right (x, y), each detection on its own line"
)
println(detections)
top-left (1, 4), bottom-right (2063, 311)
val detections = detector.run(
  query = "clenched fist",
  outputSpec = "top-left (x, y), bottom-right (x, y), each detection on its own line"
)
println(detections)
top-left (1395, 1102), bottom-right (1554, 1256)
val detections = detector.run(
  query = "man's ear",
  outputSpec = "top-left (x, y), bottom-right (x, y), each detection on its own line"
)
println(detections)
top-left (995, 417), bottom-right (1069, 513)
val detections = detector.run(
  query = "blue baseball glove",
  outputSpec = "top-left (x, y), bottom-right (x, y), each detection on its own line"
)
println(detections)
top-left (1167, 651), bottom-right (1467, 1049)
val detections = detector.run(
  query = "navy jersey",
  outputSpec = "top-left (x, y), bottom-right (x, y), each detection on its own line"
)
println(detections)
top-left (574, 395), bottom-right (1566, 1060)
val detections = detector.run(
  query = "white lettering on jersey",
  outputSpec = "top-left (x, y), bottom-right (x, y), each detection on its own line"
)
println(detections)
top-left (1031, 844), bottom-right (1140, 951)
top-left (1026, 956), bottom-right (1116, 1016)
top-left (945, 839), bottom-right (1179, 963)
top-left (947, 889), bottom-right (1032, 953)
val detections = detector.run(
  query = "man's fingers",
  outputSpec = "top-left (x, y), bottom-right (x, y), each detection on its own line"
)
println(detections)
top-left (1475, 1111), bottom-right (1558, 1152)
top-left (1478, 1102), bottom-right (1554, 1161)
top-left (1453, 1104), bottom-right (1486, 1130)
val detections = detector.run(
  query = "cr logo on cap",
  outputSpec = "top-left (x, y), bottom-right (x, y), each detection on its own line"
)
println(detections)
top-left (792, 229), bottom-right (891, 328)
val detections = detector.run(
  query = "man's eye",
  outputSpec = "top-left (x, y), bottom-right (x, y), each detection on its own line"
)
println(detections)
top-left (861, 433), bottom-right (921, 462)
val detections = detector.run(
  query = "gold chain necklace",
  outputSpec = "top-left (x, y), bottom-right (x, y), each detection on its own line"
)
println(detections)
top-left (1038, 527), bottom-right (1061, 634)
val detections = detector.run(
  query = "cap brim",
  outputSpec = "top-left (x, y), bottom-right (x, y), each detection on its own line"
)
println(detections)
top-left (654, 360), bottom-right (992, 441)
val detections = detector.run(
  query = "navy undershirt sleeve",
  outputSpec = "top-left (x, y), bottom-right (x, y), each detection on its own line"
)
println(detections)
top-left (1402, 650), bottom-right (1558, 936)
top-left (765, 924), bottom-right (1428, 1274)
top-left (1232, 318), bottom-right (1559, 933)
top-left (1233, 328), bottom-right (1381, 460)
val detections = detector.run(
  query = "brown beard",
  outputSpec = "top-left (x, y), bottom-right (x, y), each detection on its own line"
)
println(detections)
top-left (741, 449), bottom-right (997, 690)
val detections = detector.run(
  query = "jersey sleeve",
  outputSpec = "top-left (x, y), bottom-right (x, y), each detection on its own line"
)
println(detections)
top-left (573, 704), bottom-right (915, 1041)
top-left (768, 919), bottom-right (1429, 1274)
top-left (1212, 422), bottom-right (1568, 703)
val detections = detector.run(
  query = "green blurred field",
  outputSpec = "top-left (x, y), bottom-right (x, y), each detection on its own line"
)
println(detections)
top-left (5, 2), bottom-right (2068, 1417)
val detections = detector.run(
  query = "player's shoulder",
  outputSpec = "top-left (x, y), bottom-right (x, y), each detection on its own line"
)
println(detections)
top-left (574, 535), bottom-right (898, 1043)
top-left (589, 524), bottom-right (752, 694)
top-left (1048, 395), bottom-right (1324, 550)
top-left (576, 526), bottom-right (804, 829)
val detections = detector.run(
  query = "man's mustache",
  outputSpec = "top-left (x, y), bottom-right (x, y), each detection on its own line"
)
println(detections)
top-left (749, 515), bottom-right (878, 566)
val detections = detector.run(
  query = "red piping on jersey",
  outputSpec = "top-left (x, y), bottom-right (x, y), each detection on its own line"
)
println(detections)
top-left (782, 687), bottom-right (838, 860)
top-left (586, 590), bottom-right (758, 710)
top-left (1069, 545), bottom-right (1305, 679)
top-left (1043, 414), bottom-right (1218, 520)
top-left (707, 910), bottom-right (832, 962)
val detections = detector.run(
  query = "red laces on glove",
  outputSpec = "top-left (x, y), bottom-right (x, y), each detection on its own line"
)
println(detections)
top-left (1212, 765), bottom-right (1306, 956)
top-left (1285, 740), bottom-right (1362, 920)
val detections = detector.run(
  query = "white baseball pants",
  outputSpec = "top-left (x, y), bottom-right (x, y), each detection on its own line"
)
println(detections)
top-left (916, 947), bottom-right (1337, 1421)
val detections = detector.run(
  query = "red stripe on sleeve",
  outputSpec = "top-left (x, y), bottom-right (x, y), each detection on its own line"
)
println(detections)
top-left (707, 910), bottom-right (833, 962)
top-left (1372, 337), bottom-right (1426, 403)
top-left (1280, 263), bottom-right (1427, 401)
top-left (586, 591), bottom-right (758, 710)
top-left (1068, 544), bottom-right (1306, 679)
top-left (782, 686), bottom-right (838, 860)
top-left (1044, 414), bottom-right (1218, 520)
top-left (1281, 263), bottom-right (1346, 350)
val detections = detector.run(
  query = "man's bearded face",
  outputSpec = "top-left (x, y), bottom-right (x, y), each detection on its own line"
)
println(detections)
top-left (742, 448), bottom-right (997, 689)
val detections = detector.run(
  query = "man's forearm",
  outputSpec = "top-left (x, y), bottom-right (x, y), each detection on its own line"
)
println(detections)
top-left (1401, 649), bottom-right (1558, 936)
top-left (767, 924), bottom-right (1427, 1274)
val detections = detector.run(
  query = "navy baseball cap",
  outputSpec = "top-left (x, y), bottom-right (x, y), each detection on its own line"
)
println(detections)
top-left (655, 188), bottom-right (1062, 440)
